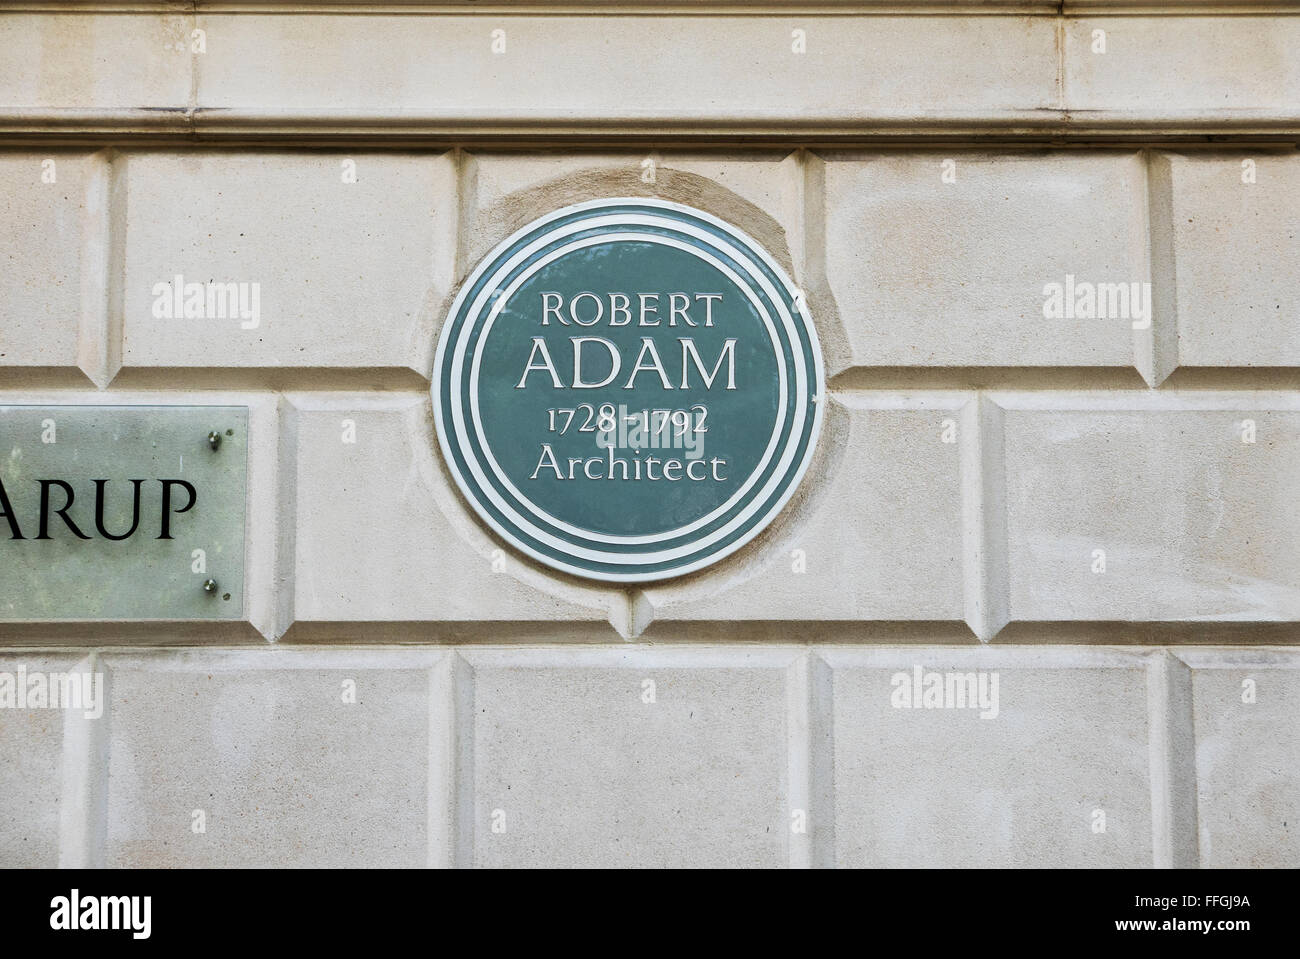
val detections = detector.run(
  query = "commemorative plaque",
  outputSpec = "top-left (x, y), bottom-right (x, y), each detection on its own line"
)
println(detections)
top-left (0, 406), bottom-right (247, 620)
top-left (434, 199), bottom-right (824, 581)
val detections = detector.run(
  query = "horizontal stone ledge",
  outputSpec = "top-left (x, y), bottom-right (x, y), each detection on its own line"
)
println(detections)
top-left (5, 9), bottom-right (1299, 136)
top-left (6, 2), bottom-right (1295, 13)
top-left (14, 369), bottom-right (1300, 395)
top-left (4, 113), bottom-right (1300, 141)
top-left (0, 621), bottom-right (270, 646)
top-left (990, 622), bottom-right (1300, 645)
top-left (0, 109), bottom-right (190, 131)
top-left (172, 112), bottom-right (1300, 140)
top-left (832, 369), bottom-right (1300, 392)
top-left (7, 621), bottom-right (1300, 646)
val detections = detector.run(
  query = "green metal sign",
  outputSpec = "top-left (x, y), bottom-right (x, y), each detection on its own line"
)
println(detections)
top-left (0, 406), bottom-right (247, 620)
top-left (434, 199), bottom-right (823, 581)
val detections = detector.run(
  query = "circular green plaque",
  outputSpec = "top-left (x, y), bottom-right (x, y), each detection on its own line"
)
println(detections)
top-left (434, 198), bottom-right (823, 582)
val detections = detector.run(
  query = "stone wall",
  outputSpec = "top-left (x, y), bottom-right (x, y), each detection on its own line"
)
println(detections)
top-left (1, 1), bottom-right (1297, 868)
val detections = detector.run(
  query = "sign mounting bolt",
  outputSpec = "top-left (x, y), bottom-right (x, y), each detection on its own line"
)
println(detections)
top-left (203, 579), bottom-right (218, 594)
top-left (207, 431), bottom-right (222, 451)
